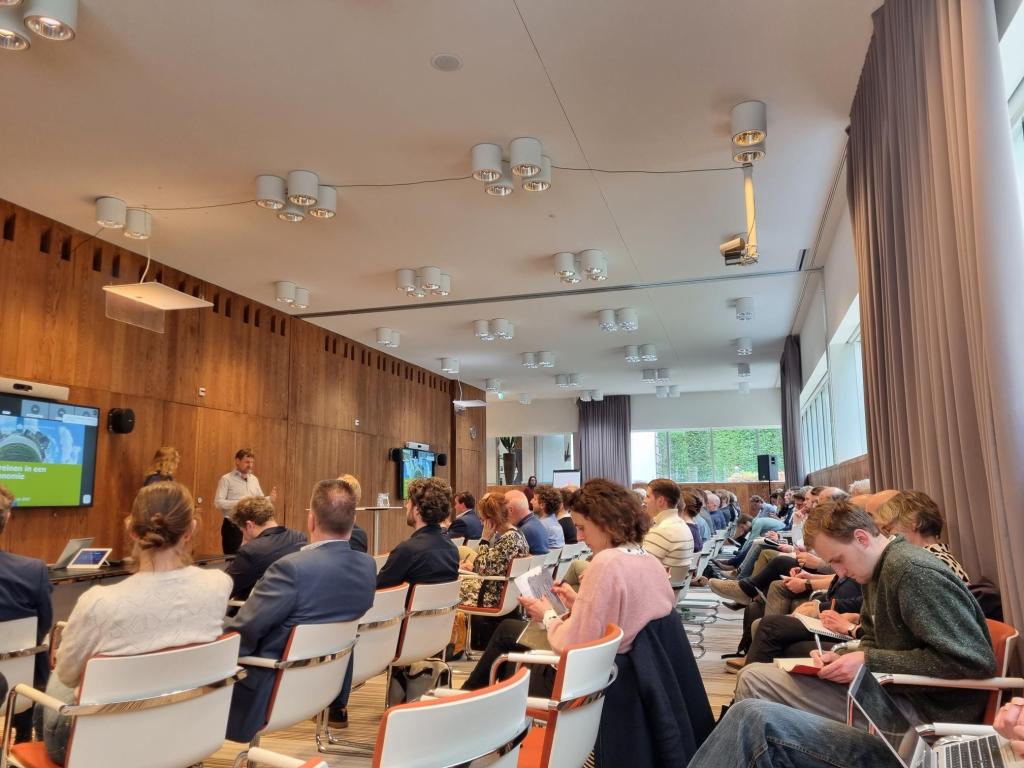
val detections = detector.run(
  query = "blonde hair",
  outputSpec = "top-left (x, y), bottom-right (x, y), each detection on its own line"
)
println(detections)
top-left (338, 474), bottom-right (362, 505)
top-left (146, 446), bottom-right (180, 479)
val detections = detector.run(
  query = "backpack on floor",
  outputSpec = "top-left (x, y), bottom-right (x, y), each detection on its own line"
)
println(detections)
top-left (386, 660), bottom-right (452, 706)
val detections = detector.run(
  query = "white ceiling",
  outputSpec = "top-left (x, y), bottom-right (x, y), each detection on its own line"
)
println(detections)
top-left (0, 0), bottom-right (877, 401)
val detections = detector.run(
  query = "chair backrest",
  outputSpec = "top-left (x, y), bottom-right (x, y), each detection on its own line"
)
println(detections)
top-left (64, 634), bottom-right (241, 768)
top-left (449, 536), bottom-right (466, 547)
top-left (372, 667), bottom-right (531, 768)
top-left (465, 538), bottom-right (481, 552)
top-left (489, 556), bottom-right (535, 616)
top-left (538, 624), bottom-right (623, 768)
top-left (0, 617), bottom-right (41, 715)
top-left (261, 620), bottom-right (360, 735)
top-left (554, 542), bottom-right (587, 581)
top-left (984, 618), bottom-right (1019, 722)
top-left (352, 585), bottom-right (410, 688)
top-left (392, 580), bottom-right (460, 667)
top-left (373, 554), bottom-right (389, 573)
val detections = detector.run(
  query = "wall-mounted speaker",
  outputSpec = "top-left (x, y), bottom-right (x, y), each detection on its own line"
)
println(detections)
top-left (389, 448), bottom-right (402, 462)
top-left (107, 408), bottom-right (135, 434)
top-left (757, 453), bottom-right (778, 481)
top-left (436, 453), bottom-right (448, 467)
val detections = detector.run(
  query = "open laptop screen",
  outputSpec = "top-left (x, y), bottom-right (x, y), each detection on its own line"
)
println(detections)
top-left (848, 667), bottom-right (921, 765)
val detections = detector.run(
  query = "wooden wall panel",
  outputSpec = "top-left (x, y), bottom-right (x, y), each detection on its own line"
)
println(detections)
top-left (806, 454), bottom-right (871, 493)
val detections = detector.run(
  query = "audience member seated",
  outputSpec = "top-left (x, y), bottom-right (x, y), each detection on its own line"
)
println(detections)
top-left (642, 478), bottom-right (695, 579)
top-left (0, 483), bottom-right (52, 744)
top-left (531, 485), bottom-right (565, 550)
top-left (225, 495), bottom-right (306, 600)
top-left (733, 499), bottom-right (996, 726)
top-left (376, 477), bottom-right (460, 589)
top-left (142, 445), bottom-right (179, 486)
top-left (505, 489), bottom-right (549, 555)
top-left (705, 491), bottom-right (728, 531)
top-left (39, 482), bottom-right (231, 765)
top-left (873, 489), bottom-right (970, 582)
top-left (337, 474), bottom-right (369, 553)
top-left (458, 493), bottom-right (529, 607)
top-left (556, 487), bottom-right (578, 544)
top-left (679, 489), bottom-right (708, 552)
top-left (227, 478), bottom-right (376, 742)
top-left (448, 490), bottom-right (483, 541)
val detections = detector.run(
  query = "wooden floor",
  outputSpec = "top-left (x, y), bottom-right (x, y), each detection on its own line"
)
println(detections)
top-left (205, 598), bottom-right (743, 767)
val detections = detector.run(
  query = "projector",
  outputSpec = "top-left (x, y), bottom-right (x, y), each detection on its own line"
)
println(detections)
top-left (720, 236), bottom-right (746, 266)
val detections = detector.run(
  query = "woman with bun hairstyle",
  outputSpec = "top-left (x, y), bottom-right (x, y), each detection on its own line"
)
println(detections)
top-left (38, 482), bottom-right (231, 765)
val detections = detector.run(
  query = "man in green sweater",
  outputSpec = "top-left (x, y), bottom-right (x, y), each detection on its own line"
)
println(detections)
top-left (734, 498), bottom-right (995, 725)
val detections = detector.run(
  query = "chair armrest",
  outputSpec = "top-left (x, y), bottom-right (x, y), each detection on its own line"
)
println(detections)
top-left (877, 674), bottom-right (1024, 690)
top-left (527, 695), bottom-right (556, 711)
top-left (10, 683), bottom-right (67, 713)
top-left (920, 723), bottom-right (999, 738)
top-left (458, 573), bottom-right (510, 582)
top-left (423, 688), bottom-right (464, 698)
top-left (489, 651), bottom-right (560, 685)
top-left (245, 747), bottom-right (327, 768)
top-left (237, 655), bottom-right (279, 669)
top-left (227, 599), bottom-right (245, 608)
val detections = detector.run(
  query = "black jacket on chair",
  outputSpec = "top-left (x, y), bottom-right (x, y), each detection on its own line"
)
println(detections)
top-left (448, 510), bottom-right (483, 541)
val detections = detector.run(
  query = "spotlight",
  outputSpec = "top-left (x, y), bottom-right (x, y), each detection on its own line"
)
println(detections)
top-left (642, 369), bottom-right (656, 384)
top-left (23, 0), bottom-right (77, 41)
top-left (624, 345), bottom-right (640, 364)
top-left (568, 373), bottom-right (582, 387)
top-left (441, 357), bottom-right (460, 374)
top-left (0, 6), bottom-right (30, 50)
top-left (277, 203), bottom-right (305, 223)
top-left (286, 170), bottom-right (319, 206)
top-left (537, 351), bottom-right (555, 368)
top-left (639, 344), bottom-right (657, 362)
top-left (433, 273), bottom-right (452, 297)
top-left (485, 378), bottom-right (501, 393)
top-left (418, 266), bottom-right (442, 291)
top-left (591, 390), bottom-right (604, 402)
top-left (737, 337), bottom-right (753, 356)
top-left (292, 288), bottom-right (310, 310)
top-left (656, 386), bottom-right (669, 399)
top-left (522, 352), bottom-right (538, 369)
top-left (395, 269), bottom-right (416, 293)
top-left (669, 385), bottom-right (681, 398)
top-left (486, 162), bottom-right (515, 197)
top-left (555, 375), bottom-right (570, 388)
top-left (733, 139), bottom-right (765, 164)
top-left (510, 137), bottom-right (542, 178)
top-left (308, 186), bottom-right (337, 218)
top-left (523, 156), bottom-right (551, 192)
top-left (656, 368), bottom-right (670, 383)
top-left (474, 319), bottom-right (493, 341)
top-left (615, 307), bottom-right (638, 331)
top-left (255, 175), bottom-right (286, 210)
top-left (731, 100), bottom-right (767, 147)
top-left (598, 309), bottom-right (618, 332)
top-left (95, 196), bottom-right (126, 229)
top-left (581, 250), bottom-right (607, 281)
top-left (519, 393), bottom-right (533, 405)
top-left (376, 327), bottom-right (394, 347)
top-left (471, 143), bottom-right (502, 182)
top-left (490, 318), bottom-right (512, 339)
top-left (738, 362), bottom-right (751, 378)
top-left (554, 252), bottom-right (577, 281)
top-left (579, 390), bottom-right (592, 403)
top-left (275, 281), bottom-right (296, 304)
top-left (735, 297), bottom-right (754, 321)
top-left (409, 276), bottom-right (426, 298)
top-left (123, 208), bottom-right (151, 240)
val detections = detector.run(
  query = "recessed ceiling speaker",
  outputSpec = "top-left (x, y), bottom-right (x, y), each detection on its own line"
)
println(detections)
top-left (107, 408), bottom-right (135, 434)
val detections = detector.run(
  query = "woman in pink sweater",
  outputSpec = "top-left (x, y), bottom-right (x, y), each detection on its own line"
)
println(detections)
top-left (462, 478), bottom-right (676, 690)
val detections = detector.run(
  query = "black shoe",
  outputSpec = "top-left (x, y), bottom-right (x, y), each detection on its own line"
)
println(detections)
top-left (328, 706), bottom-right (348, 728)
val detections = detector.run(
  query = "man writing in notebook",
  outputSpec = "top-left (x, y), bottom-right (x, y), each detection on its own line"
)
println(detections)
top-left (734, 498), bottom-right (995, 726)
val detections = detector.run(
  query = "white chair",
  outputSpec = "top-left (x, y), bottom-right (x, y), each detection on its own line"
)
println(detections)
top-left (554, 542), bottom-right (587, 581)
top-left (233, 748), bottom-right (327, 768)
top-left (459, 555), bottom-right (534, 658)
top-left (236, 620), bottom-right (359, 759)
top-left (391, 580), bottom-right (461, 669)
top-left (449, 536), bottom-right (466, 547)
top-left (0, 617), bottom-right (47, 716)
top-left (494, 624), bottom-right (623, 768)
top-left (464, 538), bottom-right (482, 552)
top-left (373, 554), bottom-right (389, 573)
top-left (2, 634), bottom-right (243, 768)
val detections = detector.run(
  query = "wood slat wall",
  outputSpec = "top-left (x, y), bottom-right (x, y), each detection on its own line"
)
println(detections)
top-left (805, 454), bottom-right (871, 493)
top-left (0, 199), bottom-right (482, 560)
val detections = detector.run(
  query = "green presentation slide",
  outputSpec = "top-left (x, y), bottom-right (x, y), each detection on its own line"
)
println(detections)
top-left (0, 461), bottom-right (84, 507)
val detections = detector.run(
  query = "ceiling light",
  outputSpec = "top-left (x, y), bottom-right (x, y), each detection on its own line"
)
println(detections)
top-left (286, 170), bottom-right (319, 206)
top-left (656, 368), bottom-right (670, 383)
top-left (276, 203), bottom-right (305, 222)
top-left (471, 143), bottom-right (502, 182)
top-left (639, 343), bottom-right (657, 362)
top-left (568, 373), bottom-right (582, 387)
top-left (255, 175), bottom-right (286, 210)
top-left (510, 137), bottom-right (542, 178)
top-left (23, 0), bottom-right (76, 41)
top-left (123, 208), bottom-right (151, 240)
top-left (376, 327), bottom-right (394, 346)
top-left (579, 390), bottom-right (591, 403)
top-left (598, 309), bottom-right (617, 332)
top-left (275, 282), bottom-right (296, 304)
top-left (669, 385), bottom-right (681, 398)
top-left (0, 7), bottom-right (30, 50)
top-left (430, 53), bottom-right (462, 72)
top-left (95, 196), bottom-right (126, 229)
top-left (555, 375), bottom-right (570, 388)
top-left (581, 250), bottom-right (607, 281)
top-left (537, 351), bottom-right (555, 368)
top-left (485, 378), bottom-right (501, 393)
top-left (292, 288), bottom-right (310, 310)
top-left (519, 393), bottom-right (532, 405)
top-left (735, 297), bottom-right (755, 320)
top-left (554, 252), bottom-right (576, 280)
top-left (308, 186), bottom-right (337, 218)
top-left (523, 156), bottom-right (551, 192)
top-left (490, 318), bottom-right (513, 340)
top-left (656, 386), bottom-right (669, 399)
top-left (395, 269), bottom-right (416, 293)
top-left (733, 139), bottom-right (765, 164)
top-left (474, 319), bottom-right (493, 340)
top-left (731, 100), bottom-right (767, 147)
top-left (624, 345), bottom-right (640, 364)
top-left (441, 357), bottom-right (459, 374)
top-left (432, 273), bottom-right (451, 296)
top-left (409, 276), bottom-right (426, 298)
top-left (739, 382), bottom-right (751, 394)
top-left (737, 337), bottom-right (753, 356)
top-left (486, 162), bottom-right (515, 197)
top-left (642, 369), bottom-right (656, 384)
top-left (522, 352), bottom-right (538, 369)
top-left (738, 362), bottom-right (751, 378)
top-left (418, 266), bottom-right (442, 291)
top-left (615, 307), bottom-right (638, 331)
top-left (591, 390), bottom-right (604, 402)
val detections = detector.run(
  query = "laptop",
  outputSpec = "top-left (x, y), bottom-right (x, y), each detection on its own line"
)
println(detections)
top-left (48, 537), bottom-right (93, 570)
top-left (848, 666), bottom-right (1023, 768)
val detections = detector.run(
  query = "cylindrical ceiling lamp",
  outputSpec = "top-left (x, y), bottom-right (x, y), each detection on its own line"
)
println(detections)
top-left (376, 328), bottom-right (392, 346)
top-left (433, 273), bottom-right (451, 296)
top-left (579, 390), bottom-right (591, 402)
top-left (0, 6), bottom-right (31, 50)
top-left (731, 100), bottom-right (767, 146)
top-left (509, 137), bottom-right (542, 178)
top-left (616, 307), bottom-right (638, 331)
top-left (395, 268), bottom-right (416, 293)
top-left (255, 175), bottom-right (286, 210)
top-left (471, 143), bottom-right (502, 182)
top-left (505, 322), bottom-right (515, 340)
top-left (553, 251), bottom-right (576, 280)
top-left (486, 162), bottom-right (515, 197)
top-left (591, 390), bottom-right (604, 401)
top-left (656, 368), bottom-right (670, 382)
top-left (537, 351), bottom-right (555, 368)
top-left (656, 386), bottom-right (669, 399)
top-left (123, 208), bottom-right (151, 240)
top-left (474, 319), bottom-right (493, 340)
top-left (286, 170), bottom-right (319, 206)
top-left (668, 385), bottom-right (681, 398)
top-left (519, 393), bottom-right (532, 405)
top-left (418, 266), bottom-right (442, 291)
top-left (739, 382), bottom-right (751, 394)
top-left (95, 196), bottom-right (126, 229)
top-left (642, 369), bottom-right (656, 383)
top-left (581, 249), bottom-right (606, 280)
top-left (409, 275), bottom-right (426, 298)
top-left (485, 378), bottom-right (501, 393)
top-left (639, 343), bottom-right (657, 362)
top-left (522, 352), bottom-right (537, 369)
top-left (624, 345), bottom-right (640, 364)
top-left (733, 138), bottom-right (766, 164)
top-left (598, 309), bottom-right (617, 332)
top-left (555, 374), bottom-right (569, 388)
top-left (568, 373), bottom-right (581, 387)
top-left (292, 287), bottom-right (310, 310)
top-left (441, 357), bottom-right (459, 374)
top-left (737, 337), bottom-right (753, 356)
top-left (23, 0), bottom-right (77, 41)
top-left (275, 281), bottom-right (296, 304)
top-left (735, 297), bottom-right (755, 320)
top-left (523, 155), bottom-right (551, 192)
top-left (309, 186), bottom-right (337, 218)
top-left (490, 318), bottom-right (511, 339)
top-left (277, 203), bottom-right (305, 223)
top-left (737, 362), bottom-right (751, 378)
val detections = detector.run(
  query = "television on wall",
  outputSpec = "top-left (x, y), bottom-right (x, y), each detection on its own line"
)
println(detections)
top-left (398, 448), bottom-right (435, 500)
top-left (0, 393), bottom-right (100, 507)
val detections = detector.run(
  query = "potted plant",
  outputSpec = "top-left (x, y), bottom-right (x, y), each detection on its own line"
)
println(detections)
top-left (498, 436), bottom-right (518, 484)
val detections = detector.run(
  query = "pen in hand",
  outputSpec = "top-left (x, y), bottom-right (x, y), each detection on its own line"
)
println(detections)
top-left (813, 632), bottom-right (824, 662)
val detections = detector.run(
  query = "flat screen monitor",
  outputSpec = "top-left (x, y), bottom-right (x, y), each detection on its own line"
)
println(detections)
top-left (0, 393), bottom-right (99, 507)
top-left (398, 448), bottom-right (435, 499)
top-left (552, 469), bottom-right (582, 488)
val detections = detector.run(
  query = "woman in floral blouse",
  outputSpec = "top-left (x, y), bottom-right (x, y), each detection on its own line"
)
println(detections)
top-left (459, 492), bottom-right (530, 607)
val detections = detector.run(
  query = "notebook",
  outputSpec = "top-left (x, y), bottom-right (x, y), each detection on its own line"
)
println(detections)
top-left (774, 657), bottom-right (823, 676)
top-left (793, 613), bottom-right (854, 642)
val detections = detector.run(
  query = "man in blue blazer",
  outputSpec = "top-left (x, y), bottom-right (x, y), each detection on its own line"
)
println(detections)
top-left (0, 484), bottom-right (53, 742)
top-left (225, 477), bottom-right (377, 743)
top-left (448, 491), bottom-right (483, 541)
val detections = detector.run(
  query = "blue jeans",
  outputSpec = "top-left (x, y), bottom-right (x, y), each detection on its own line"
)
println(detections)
top-left (687, 699), bottom-right (899, 768)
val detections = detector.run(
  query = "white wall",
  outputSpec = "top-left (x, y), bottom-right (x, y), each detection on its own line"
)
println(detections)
top-left (798, 282), bottom-right (827, 386)
top-left (822, 207), bottom-right (860, 342)
top-left (631, 389), bottom-right (781, 431)
top-left (487, 398), bottom-right (579, 437)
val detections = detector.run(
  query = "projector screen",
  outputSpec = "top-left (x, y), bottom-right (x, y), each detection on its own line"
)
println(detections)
top-left (552, 469), bottom-right (582, 488)
top-left (0, 394), bottom-right (99, 507)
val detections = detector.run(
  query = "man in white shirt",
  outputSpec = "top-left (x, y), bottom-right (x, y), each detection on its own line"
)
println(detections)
top-left (643, 478), bottom-right (695, 586)
top-left (215, 448), bottom-right (276, 554)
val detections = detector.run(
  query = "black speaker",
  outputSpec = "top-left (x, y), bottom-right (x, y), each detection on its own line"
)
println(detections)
top-left (107, 408), bottom-right (135, 434)
top-left (757, 454), bottom-right (778, 481)
top-left (389, 448), bottom-right (402, 462)
top-left (436, 453), bottom-right (448, 467)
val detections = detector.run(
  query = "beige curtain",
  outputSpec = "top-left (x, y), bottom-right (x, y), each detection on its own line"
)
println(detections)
top-left (848, 0), bottom-right (1024, 639)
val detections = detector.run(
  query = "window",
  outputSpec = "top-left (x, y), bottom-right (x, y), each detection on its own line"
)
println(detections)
top-left (631, 427), bottom-right (784, 484)
top-left (800, 380), bottom-right (834, 474)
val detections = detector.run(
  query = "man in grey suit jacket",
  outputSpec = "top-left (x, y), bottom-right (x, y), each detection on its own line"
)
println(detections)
top-left (225, 477), bottom-right (376, 742)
